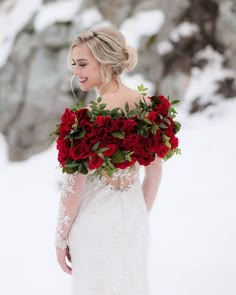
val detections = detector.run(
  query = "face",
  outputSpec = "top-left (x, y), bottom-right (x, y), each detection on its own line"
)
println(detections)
top-left (70, 44), bottom-right (103, 92)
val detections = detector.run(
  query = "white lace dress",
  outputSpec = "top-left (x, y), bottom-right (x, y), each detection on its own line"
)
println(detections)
top-left (55, 165), bottom-right (151, 295)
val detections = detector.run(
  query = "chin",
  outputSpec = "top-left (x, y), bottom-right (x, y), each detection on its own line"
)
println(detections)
top-left (80, 83), bottom-right (93, 92)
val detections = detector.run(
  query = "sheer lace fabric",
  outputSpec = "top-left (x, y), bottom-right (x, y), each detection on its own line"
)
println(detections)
top-left (68, 167), bottom-right (150, 295)
top-left (55, 175), bottom-right (75, 249)
top-left (55, 164), bottom-right (155, 294)
top-left (100, 164), bottom-right (139, 191)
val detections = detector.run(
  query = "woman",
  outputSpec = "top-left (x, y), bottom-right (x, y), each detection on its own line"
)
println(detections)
top-left (55, 25), bottom-right (162, 294)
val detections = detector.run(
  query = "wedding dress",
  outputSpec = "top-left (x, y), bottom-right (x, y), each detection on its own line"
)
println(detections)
top-left (55, 159), bottom-right (162, 295)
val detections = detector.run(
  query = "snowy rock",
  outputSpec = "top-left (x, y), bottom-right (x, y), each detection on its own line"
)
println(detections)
top-left (216, 0), bottom-right (236, 48)
top-left (1, 0), bottom-right (236, 161)
top-left (159, 71), bottom-right (190, 102)
top-left (80, 0), bottom-right (132, 26)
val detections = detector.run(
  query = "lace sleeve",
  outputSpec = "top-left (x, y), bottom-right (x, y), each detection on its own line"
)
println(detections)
top-left (142, 156), bottom-right (162, 212)
top-left (55, 173), bottom-right (86, 249)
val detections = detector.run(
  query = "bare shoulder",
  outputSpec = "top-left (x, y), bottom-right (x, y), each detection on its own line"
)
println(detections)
top-left (101, 87), bottom-right (142, 110)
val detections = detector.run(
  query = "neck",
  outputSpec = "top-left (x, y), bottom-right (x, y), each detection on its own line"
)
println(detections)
top-left (97, 77), bottom-right (121, 96)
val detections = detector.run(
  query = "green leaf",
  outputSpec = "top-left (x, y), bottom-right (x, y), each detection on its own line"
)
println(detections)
top-left (168, 106), bottom-right (177, 115)
top-left (97, 96), bottom-right (102, 103)
top-left (137, 83), bottom-right (148, 96)
top-left (151, 123), bottom-right (158, 134)
top-left (165, 141), bottom-right (171, 148)
top-left (111, 149), bottom-right (126, 163)
top-left (125, 102), bottom-right (129, 113)
top-left (65, 162), bottom-right (78, 168)
top-left (164, 117), bottom-right (171, 125)
top-left (74, 129), bottom-right (86, 139)
top-left (111, 130), bottom-right (125, 139)
top-left (173, 121), bottom-right (181, 134)
top-left (99, 103), bottom-right (107, 110)
top-left (77, 163), bottom-right (82, 173)
top-left (98, 147), bottom-right (109, 153)
top-left (127, 109), bottom-right (138, 117)
top-left (97, 152), bottom-right (105, 159)
top-left (171, 99), bottom-right (180, 105)
top-left (92, 141), bottom-right (100, 151)
top-left (159, 122), bottom-right (168, 129)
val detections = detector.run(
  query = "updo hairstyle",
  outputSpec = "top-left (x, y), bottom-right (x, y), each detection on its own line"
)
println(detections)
top-left (68, 26), bottom-right (138, 85)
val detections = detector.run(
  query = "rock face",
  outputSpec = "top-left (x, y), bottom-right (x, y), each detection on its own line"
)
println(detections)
top-left (0, 0), bottom-right (236, 161)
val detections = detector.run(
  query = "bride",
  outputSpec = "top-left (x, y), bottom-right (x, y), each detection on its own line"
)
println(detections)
top-left (55, 25), bottom-right (162, 295)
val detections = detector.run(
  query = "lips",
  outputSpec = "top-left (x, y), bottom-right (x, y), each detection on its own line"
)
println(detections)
top-left (79, 78), bottom-right (88, 83)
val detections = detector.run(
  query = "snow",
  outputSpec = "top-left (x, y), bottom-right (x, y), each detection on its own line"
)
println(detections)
top-left (120, 10), bottom-right (165, 49)
top-left (157, 40), bottom-right (174, 55)
top-left (34, 0), bottom-right (83, 32)
top-left (156, 22), bottom-right (199, 56)
top-left (0, 0), bottom-right (42, 68)
top-left (183, 46), bottom-right (235, 112)
top-left (1, 96), bottom-right (236, 295)
top-left (73, 6), bottom-right (104, 29)
top-left (170, 21), bottom-right (199, 42)
top-left (0, 3), bottom-right (236, 295)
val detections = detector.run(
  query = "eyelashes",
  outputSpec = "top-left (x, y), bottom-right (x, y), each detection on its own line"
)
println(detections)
top-left (71, 59), bottom-right (87, 67)
top-left (71, 63), bottom-right (87, 67)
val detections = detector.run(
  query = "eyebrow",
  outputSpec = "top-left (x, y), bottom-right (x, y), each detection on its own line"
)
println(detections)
top-left (76, 59), bottom-right (88, 62)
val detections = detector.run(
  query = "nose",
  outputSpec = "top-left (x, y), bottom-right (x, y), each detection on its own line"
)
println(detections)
top-left (72, 67), bottom-right (80, 76)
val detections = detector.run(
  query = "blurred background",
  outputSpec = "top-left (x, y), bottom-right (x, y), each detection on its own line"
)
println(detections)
top-left (0, 0), bottom-right (235, 294)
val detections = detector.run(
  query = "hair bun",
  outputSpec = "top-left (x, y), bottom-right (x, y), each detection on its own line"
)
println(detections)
top-left (122, 45), bottom-right (138, 72)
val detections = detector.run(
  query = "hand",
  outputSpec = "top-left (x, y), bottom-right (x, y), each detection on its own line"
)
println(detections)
top-left (56, 246), bottom-right (72, 275)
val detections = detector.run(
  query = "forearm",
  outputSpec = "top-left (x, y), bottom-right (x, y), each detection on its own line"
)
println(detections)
top-left (55, 173), bottom-right (86, 249)
top-left (55, 196), bottom-right (81, 248)
top-left (142, 157), bottom-right (162, 212)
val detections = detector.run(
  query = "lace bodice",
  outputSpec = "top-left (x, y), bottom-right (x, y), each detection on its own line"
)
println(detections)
top-left (94, 164), bottom-right (140, 192)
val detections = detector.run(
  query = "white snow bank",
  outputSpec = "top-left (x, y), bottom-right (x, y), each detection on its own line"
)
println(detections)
top-left (120, 10), bottom-right (165, 49)
top-left (34, 0), bottom-right (83, 32)
top-left (0, 0), bottom-right (42, 68)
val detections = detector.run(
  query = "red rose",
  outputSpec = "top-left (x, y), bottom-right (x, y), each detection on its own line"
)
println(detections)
top-left (154, 96), bottom-right (171, 117)
top-left (122, 119), bottom-right (137, 134)
top-left (157, 143), bottom-right (169, 158)
top-left (115, 117), bottom-right (126, 130)
top-left (133, 136), bottom-right (145, 154)
top-left (122, 134), bottom-right (139, 150)
top-left (94, 115), bottom-right (104, 127)
top-left (88, 152), bottom-right (103, 170)
top-left (147, 111), bottom-right (157, 122)
top-left (83, 122), bottom-right (95, 138)
top-left (158, 95), bottom-right (170, 108)
top-left (76, 108), bottom-right (90, 125)
top-left (137, 152), bottom-right (155, 166)
top-left (61, 108), bottom-right (75, 124)
top-left (59, 108), bottom-right (76, 136)
top-left (56, 137), bottom-right (71, 166)
top-left (97, 127), bottom-right (110, 141)
top-left (143, 136), bottom-right (156, 153)
top-left (155, 104), bottom-right (168, 117)
top-left (58, 148), bottom-right (69, 167)
top-left (114, 156), bottom-right (136, 169)
top-left (170, 136), bottom-right (179, 149)
top-left (69, 144), bottom-right (91, 160)
top-left (167, 116), bottom-right (174, 128)
top-left (102, 144), bottom-right (117, 157)
top-left (103, 116), bottom-right (116, 132)
top-left (164, 128), bottom-right (174, 138)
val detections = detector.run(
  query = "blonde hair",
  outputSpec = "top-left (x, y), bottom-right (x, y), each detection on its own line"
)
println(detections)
top-left (68, 26), bottom-right (138, 85)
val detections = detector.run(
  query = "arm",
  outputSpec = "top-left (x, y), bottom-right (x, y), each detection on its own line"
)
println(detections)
top-left (55, 172), bottom-right (86, 274)
top-left (142, 156), bottom-right (162, 212)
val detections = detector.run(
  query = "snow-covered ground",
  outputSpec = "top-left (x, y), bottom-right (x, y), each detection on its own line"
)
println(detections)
top-left (1, 1), bottom-right (236, 294)
top-left (0, 97), bottom-right (236, 295)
